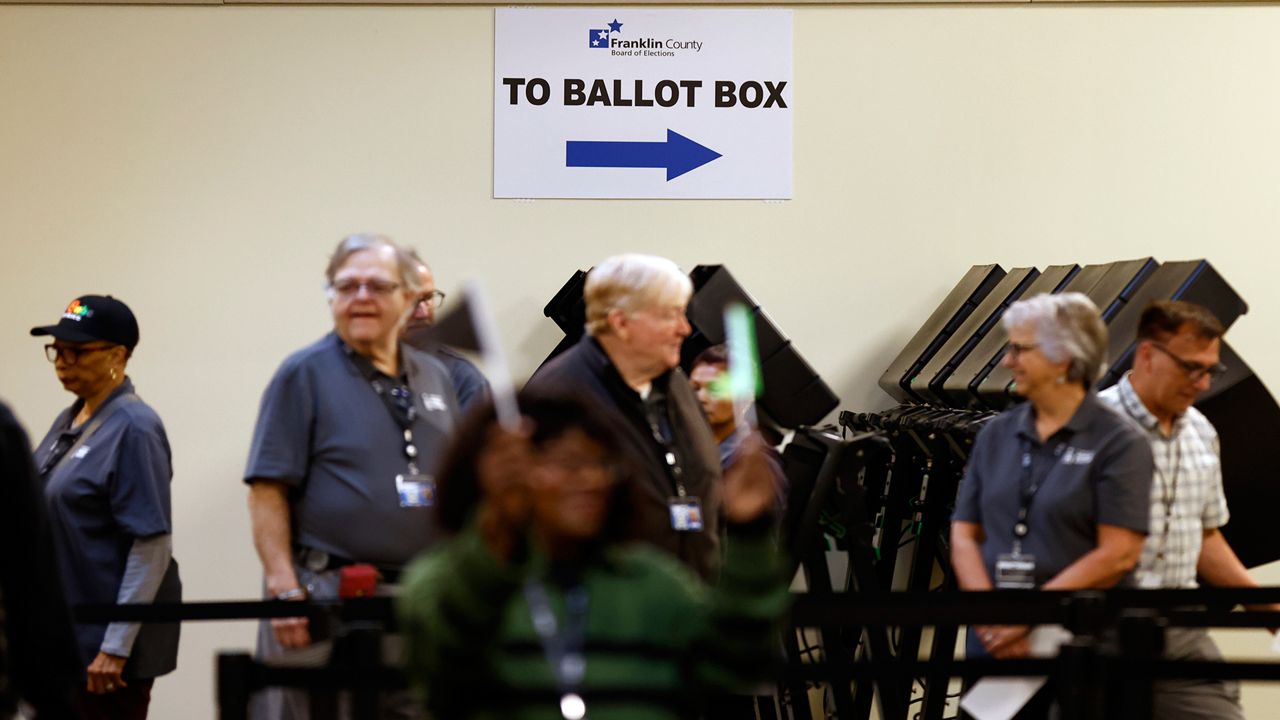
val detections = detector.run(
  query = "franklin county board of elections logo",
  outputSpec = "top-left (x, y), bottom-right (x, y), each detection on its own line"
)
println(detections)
top-left (588, 19), bottom-right (623, 49)
top-left (586, 18), bottom-right (703, 57)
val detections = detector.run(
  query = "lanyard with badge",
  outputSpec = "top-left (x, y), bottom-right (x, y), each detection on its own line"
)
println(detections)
top-left (995, 439), bottom-right (1055, 590)
top-left (1124, 401), bottom-right (1182, 588)
top-left (352, 350), bottom-right (435, 509)
top-left (524, 579), bottom-right (590, 720)
top-left (642, 392), bottom-right (703, 533)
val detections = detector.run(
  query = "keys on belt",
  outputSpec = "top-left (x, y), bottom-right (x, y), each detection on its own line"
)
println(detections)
top-left (295, 546), bottom-right (400, 584)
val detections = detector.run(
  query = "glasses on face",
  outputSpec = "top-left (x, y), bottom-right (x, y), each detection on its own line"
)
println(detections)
top-left (636, 305), bottom-right (688, 325)
top-left (417, 290), bottom-right (446, 311)
top-left (1003, 341), bottom-right (1040, 358)
top-left (1150, 342), bottom-right (1227, 382)
top-left (536, 453), bottom-right (618, 480)
top-left (45, 343), bottom-right (115, 365)
top-left (330, 278), bottom-right (402, 298)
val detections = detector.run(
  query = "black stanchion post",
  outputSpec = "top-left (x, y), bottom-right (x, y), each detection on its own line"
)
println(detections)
top-left (1113, 609), bottom-right (1164, 720)
top-left (1056, 591), bottom-right (1110, 720)
top-left (1055, 639), bottom-right (1105, 720)
top-left (347, 625), bottom-right (384, 720)
top-left (216, 652), bottom-right (254, 720)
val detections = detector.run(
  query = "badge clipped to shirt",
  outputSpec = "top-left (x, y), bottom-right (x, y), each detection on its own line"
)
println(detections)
top-left (668, 496), bottom-right (704, 532)
top-left (995, 552), bottom-right (1037, 590)
top-left (1135, 569), bottom-right (1163, 589)
top-left (396, 473), bottom-right (436, 508)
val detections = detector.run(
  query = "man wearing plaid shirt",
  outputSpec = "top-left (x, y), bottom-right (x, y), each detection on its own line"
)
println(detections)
top-left (1100, 299), bottom-right (1277, 720)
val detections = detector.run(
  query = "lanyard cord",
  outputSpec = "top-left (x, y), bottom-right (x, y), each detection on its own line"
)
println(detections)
top-left (1013, 437), bottom-right (1058, 553)
top-left (524, 579), bottom-right (590, 717)
top-left (347, 348), bottom-right (421, 476)
top-left (1120, 397), bottom-right (1181, 560)
top-left (642, 394), bottom-right (686, 497)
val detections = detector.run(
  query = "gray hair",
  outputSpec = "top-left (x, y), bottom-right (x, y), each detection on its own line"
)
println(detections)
top-left (1002, 292), bottom-right (1109, 387)
top-left (584, 254), bottom-right (693, 336)
top-left (325, 234), bottom-right (423, 294)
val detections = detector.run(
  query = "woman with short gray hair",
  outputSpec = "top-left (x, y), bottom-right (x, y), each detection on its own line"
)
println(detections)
top-left (1000, 292), bottom-right (1109, 389)
top-left (950, 292), bottom-right (1154, 706)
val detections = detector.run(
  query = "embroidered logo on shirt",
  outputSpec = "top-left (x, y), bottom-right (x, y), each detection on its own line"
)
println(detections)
top-left (74, 446), bottom-right (91, 459)
top-left (421, 393), bottom-right (448, 412)
top-left (1060, 447), bottom-right (1095, 465)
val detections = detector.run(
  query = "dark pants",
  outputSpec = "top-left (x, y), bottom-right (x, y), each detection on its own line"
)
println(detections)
top-left (74, 678), bottom-right (153, 720)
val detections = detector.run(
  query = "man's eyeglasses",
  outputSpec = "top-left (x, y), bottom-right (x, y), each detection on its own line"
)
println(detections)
top-left (45, 344), bottom-right (115, 365)
top-left (417, 290), bottom-right (446, 310)
top-left (330, 279), bottom-right (402, 297)
top-left (1003, 341), bottom-right (1040, 358)
top-left (1149, 342), bottom-right (1227, 382)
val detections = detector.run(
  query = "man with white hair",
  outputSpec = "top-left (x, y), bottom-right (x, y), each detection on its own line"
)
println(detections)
top-left (525, 253), bottom-right (723, 579)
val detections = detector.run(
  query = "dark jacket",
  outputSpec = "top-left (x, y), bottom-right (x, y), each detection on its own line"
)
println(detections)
top-left (0, 402), bottom-right (80, 719)
top-left (525, 336), bottom-right (723, 580)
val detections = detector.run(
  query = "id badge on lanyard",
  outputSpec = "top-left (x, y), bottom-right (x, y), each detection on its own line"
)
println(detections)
top-left (996, 443), bottom-right (1044, 589)
top-left (397, 473), bottom-right (435, 508)
top-left (668, 496), bottom-right (704, 532)
top-left (995, 548), bottom-right (1037, 589)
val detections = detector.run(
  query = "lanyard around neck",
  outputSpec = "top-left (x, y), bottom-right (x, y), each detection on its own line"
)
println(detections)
top-left (524, 578), bottom-right (590, 720)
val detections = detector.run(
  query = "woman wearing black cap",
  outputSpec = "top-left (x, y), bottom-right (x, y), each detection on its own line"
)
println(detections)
top-left (30, 295), bottom-right (181, 720)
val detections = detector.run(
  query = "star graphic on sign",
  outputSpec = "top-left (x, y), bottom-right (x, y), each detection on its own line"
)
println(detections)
top-left (608, 19), bottom-right (623, 33)
top-left (597, 30), bottom-right (609, 40)
top-left (592, 39), bottom-right (600, 46)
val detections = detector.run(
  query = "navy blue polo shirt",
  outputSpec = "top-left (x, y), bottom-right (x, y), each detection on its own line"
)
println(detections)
top-left (433, 347), bottom-right (490, 413)
top-left (244, 334), bottom-right (459, 569)
top-left (33, 379), bottom-right (176, 668)
top-left (953, 392), bottom-right (1153, 588)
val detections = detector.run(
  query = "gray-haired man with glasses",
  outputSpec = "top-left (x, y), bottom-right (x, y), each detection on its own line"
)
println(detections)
top-left (1099, 299), bottom-right (1276, 720)
top-left (245, 234), bottom-right (458, 720)
top-left (401, 249), bottom-right (490, 411)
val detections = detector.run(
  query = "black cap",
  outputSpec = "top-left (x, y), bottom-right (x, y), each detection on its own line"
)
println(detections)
top-left (30, 295), bottom-right (140, 350)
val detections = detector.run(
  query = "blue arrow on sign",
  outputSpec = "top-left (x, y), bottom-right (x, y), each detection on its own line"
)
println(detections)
top-left (566, 129), bottom-right (722, 181)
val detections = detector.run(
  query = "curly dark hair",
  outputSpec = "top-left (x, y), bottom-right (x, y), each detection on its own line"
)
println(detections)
top-left (434, 388), bottom-right (641, 544)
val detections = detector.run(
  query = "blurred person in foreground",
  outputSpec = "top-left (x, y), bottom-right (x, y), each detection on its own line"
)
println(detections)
top-left (397, 391), bottom-right (790, 720)
top-left (29, 295), bottom-right (182, 720)
top-left (1099, 300), bottom-right (1280, 720)
top-left (245, 234), bottom-right (459, 720)
top-left (950, 293), bottom-right (1153, 715)
top-left (526, 254), bottom-right (722, 580)
top-left (0, 400), bottom-right (81, 720)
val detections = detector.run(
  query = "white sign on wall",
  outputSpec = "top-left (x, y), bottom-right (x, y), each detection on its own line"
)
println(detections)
top-left (494, 8), bottom-right (793, 200)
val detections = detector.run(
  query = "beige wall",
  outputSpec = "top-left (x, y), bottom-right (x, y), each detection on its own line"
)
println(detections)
top-left (4, 4), bottom-right (1280, 718)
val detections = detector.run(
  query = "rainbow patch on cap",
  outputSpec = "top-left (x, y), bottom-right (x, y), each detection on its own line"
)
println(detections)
top-left (63, 299), bottom-right (93, 322)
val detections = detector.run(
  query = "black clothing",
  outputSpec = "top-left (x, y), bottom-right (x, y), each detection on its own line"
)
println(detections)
top-left (526, 336), bottom-right (722, 579)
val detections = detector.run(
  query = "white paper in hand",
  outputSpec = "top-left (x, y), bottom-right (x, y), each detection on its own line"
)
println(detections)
top-left (958, 626), bottom-right (1073, 720)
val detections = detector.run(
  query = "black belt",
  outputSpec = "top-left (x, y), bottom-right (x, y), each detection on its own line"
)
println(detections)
top-left (295, 546), bottom-right (402, 584)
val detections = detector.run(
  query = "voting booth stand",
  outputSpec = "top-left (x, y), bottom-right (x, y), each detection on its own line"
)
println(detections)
top-left (778, 258), bottom-right (1280, 720)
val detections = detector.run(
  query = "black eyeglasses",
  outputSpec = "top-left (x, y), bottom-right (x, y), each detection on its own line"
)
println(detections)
top-left (417, 290), bottom-right (446, 310)
top-left (44, 343), bottom-right (115, 365)
top-left (1003, 341), bottom-right (1040, 358)
top-left (1149, 342), bottom-right (1227, 382)
top-left (330, 279), bottom-right (402, 297)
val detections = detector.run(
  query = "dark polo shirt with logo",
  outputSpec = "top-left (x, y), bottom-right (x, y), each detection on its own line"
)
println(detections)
top-left (953, 392), bottom-right (1154, 588)
top-left (245, 333), bottom-right (459, 570)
